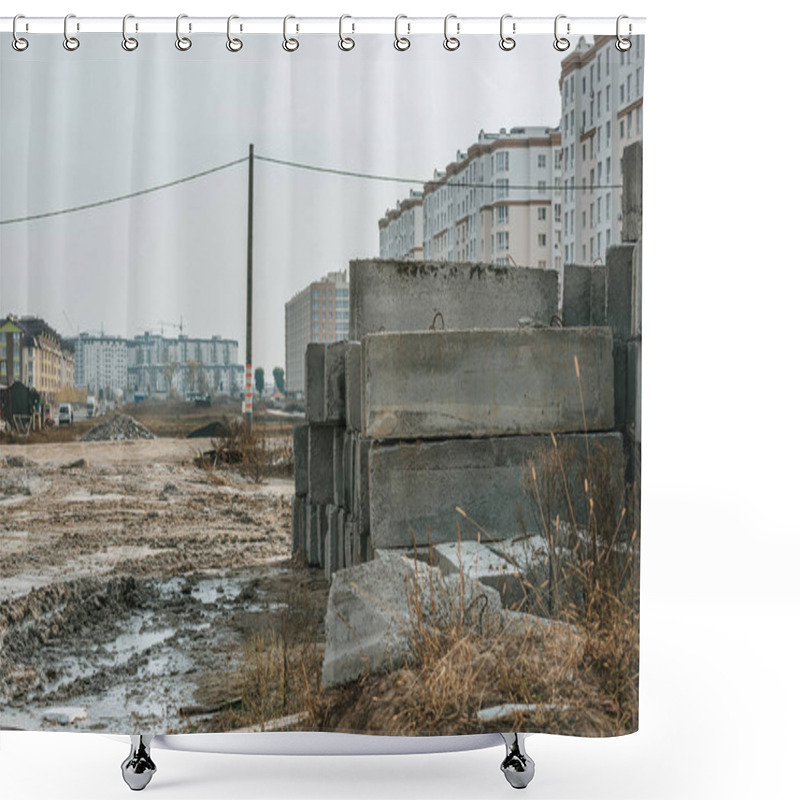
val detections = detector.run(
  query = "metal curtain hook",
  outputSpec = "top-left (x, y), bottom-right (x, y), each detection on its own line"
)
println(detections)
top-left (394, 14), bottom-right (410, 51)
top-left (339, 14), bottom-right (355, 51)
top-left (122, 14), bottom-right (138, 51)
top-left (283, 15), bottom-right (299, 51)
top-left (443, 14), bottom-right (460, 51)
top-left (615, 14), bottom-right (632, 51)
top-left (553, 14), bottom-right (570, 51)
top-left (499, 14), bottom-right (515, 51)
top-left (12, 14), bottom-right (28, 51)
top-left (175, 14), bottom-right (192, 51)
top-left (226, 15), bottom-right (243, 51)
top-left (63, 13), bottom-right (80, 51)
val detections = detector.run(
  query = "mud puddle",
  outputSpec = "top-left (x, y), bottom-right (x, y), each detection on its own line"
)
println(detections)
top-left (0, 563), bottom-right (291, 733)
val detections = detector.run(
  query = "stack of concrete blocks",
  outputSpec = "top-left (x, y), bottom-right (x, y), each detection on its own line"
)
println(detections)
top-left (561, 140), bottom-right (642, 459)
top-left (348, 261), bottom-right (623, 575)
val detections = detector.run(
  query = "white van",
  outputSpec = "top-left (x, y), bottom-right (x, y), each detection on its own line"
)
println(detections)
top-left (58, 403), bottom-right (74, 426)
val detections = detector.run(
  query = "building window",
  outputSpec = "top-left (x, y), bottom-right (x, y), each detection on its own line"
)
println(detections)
top-left (495, 179), bottom-right (509, 200)
top-left (538, 234), bottom-right (547, 247)
top-left (496, 151), bottom-right (509, 171)
top-left (620, 84), bottom-right (624, 103)
top-left (497, 205), bottom-right (508, 225)
top-left (537, 207), bottom-right (546, 221)
top-left (538, 154), bottom-right (546, 168)
top-left (538, 260), bottom-right (547, 268)
top-left (496, 231), bottom-right (509, 251)
top-left (537, 180), bottom-right (546, 194)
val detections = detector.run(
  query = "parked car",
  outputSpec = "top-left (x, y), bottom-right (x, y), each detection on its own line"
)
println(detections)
top-left (58, 403), bottom-right (74, 426)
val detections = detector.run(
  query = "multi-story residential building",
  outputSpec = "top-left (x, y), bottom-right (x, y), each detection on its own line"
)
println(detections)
top-left (71, 332), bottom-right (129, 396)
top-left (559, 34), bottom-right (644, 266)
top-left (284, 270), bottom-right (349, 397)
top-left (0, 315), bottom-right (74, 401)
top-left (422, 127), bottom-right (562, 275)
top-left (378, 190), bottom-right (424, 260)
top-left (380, 127), bottom-right (564, 285)
top-left (127, 332), bottom-right (243, 398)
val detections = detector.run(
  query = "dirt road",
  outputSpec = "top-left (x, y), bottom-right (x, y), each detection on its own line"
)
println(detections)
top-left (0, 436), bottom-right (324, 733)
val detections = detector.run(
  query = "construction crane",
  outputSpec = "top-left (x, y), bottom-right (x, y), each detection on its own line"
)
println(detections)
top-left (155, 316), bottom-right (185, 336)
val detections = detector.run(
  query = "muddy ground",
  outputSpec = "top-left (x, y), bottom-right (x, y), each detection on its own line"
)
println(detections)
top-left (0, 435), bottom-right (328, 734)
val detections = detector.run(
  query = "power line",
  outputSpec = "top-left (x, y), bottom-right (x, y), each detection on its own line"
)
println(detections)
top-left (0, 150), bottom-right (623, 226)
top-left (0, 156), bottom-right (249, 226)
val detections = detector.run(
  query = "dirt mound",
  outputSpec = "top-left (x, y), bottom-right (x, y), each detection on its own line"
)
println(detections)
top-left (81, 414), bottom-right (155, 442)
top-left (187, 420), bottom-right (230, 439)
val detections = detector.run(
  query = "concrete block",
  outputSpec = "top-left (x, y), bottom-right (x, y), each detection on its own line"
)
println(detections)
top-left (369, 433), bottom-right (624, 549)
top-left (627, 338), bottom-right (642, 446)
top-left (562, 265), bottom-right (606, 328)
top-left (316, 504), bottom-right (328, 569)
top-left (324, 505), bottom-right (340, 580)
top-left (292, 494), bottom-right (305, 555)
top-left (613, 341), bottom-right (628, 432)
top-left (343, 431), bottom-right (354, 514)
top-left (562, 265), bottom-right (591, 327)
top-left (349, 259), bottom-right (558, 340)
top-left (632, 240), bottom-right (642, 337)
top-left (345, 342), bottom-right (362, 431)
top-left (304, 500), bottom-right (321, 567)
top-left (605, 244), bottom-right (636, 342)
top-left (622, 141), bottom-right (643, 243)
top-left (352, 435), bottom-right (371, 536)
top-left (362, 328), bottom-right (614, 440)
top-left (305, 343), bottom-right (327, 423)
top-left (590, 266), bottom-right (608, 326)
top-left (332, 427), bottom-right (346, 507)
top-left (337, 508), bottom-right (346, 572)
top-left (324, 342), bottom-right (347, 423)
top-left (308, 425), bottom-right (335, 505)
top-left (292, 424), bottom-right (309, 496)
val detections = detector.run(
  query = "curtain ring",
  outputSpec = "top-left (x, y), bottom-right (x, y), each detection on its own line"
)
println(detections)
top-left (175, 14), bottom-right (192, 51)
top-left (283, 15), bottom-right (299, 52)
top-left (12, 15), bottom-right (28, 51)
top-left (122, 14), bottom-right (138, 51)
top-left (226, 15), bottom-right (243, 52)
top-left (443, 14), bottom-right (460, 51)
top-left (394, 14), bottom-right (410, 51)
top-left (63, 13), bottom-right (80, 51)
top-left (553, 14), bottom-right (570, 51)
top-left (339, 14), bottom-right (355, 51)
top-left (615, 15), bottom-right (632, 51)
top-left (499, 14), bottom-right (515, 51)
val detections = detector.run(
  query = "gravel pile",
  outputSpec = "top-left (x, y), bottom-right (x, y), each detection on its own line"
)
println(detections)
top-left (81, 414), bottom-right (155, 442)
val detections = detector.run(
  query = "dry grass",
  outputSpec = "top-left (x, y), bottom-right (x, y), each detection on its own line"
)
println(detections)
top-left (195, 417), bottom-right (293, 483)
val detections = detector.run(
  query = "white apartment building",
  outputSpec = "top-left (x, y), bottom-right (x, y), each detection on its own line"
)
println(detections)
top-left (71, 332), bottom-right (128, 396)
top-left (559, 35), bottom-right (644, 266)
top-left (127, 333), bottom-right (242, 398)
top-left (379, 128), bottom-right (564, 288)
top-left (378, 190), bottom-right (424, 260)
top-left (284, 270), bottom-right (349, 397)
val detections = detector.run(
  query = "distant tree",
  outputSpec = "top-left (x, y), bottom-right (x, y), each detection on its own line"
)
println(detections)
top-left (255, 367), bottom-right (265, 396)
top-left (272, 366), bottom-right (285, 394)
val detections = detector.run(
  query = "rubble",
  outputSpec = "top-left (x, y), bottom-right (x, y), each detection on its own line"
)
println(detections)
top-left (81, 413), bottom-right (156, 442)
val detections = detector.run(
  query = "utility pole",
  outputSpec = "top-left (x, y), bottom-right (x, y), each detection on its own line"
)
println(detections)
top-left (244, 143), bottom-right (254, 431)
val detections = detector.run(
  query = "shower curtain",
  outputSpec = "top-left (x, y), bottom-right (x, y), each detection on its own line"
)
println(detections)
top-left (0, 19), bottom-right (642, 742)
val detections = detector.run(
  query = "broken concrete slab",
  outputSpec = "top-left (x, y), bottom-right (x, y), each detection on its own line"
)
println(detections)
top-left (322, 552), bottom-right (515, 688)
top-left (349, 259), bottom-right (558, 340)
top-left (432, 540), bottom-right (527, 609)
top-left (362, 328), bottom-right (614, 440)
top-left (369, 432), bottom-right (624, 549)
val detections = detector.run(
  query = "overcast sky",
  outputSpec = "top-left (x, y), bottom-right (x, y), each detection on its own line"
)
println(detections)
top-left (0, 33), bottom-right (563, 371)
